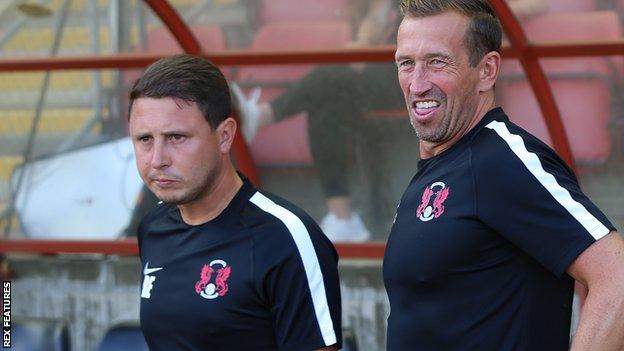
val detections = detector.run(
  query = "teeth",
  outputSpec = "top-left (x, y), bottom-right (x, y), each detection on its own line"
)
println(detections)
top-left (415, 101), bottom-right (439, 109)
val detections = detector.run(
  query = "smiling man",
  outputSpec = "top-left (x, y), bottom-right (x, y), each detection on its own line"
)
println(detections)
top-left (383, 1), bottom-right (624, 350)
top-left (128, 54), bottom-right (341, 351)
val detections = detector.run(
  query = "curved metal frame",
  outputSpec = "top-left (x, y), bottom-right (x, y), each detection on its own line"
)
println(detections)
top-left (142, 0), bottom-right (260, 184)
top-left (143, 0), bottom-right (202, 55)
top-left (490, 1), bottom-right (574, 171)
top-left (2, 0), bottom-right (623, 257)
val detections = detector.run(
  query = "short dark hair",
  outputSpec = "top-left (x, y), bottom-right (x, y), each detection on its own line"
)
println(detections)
top-left (399, 0), bottom-right (502, 67)
top-left (128, 54), bottom-right (231, 129)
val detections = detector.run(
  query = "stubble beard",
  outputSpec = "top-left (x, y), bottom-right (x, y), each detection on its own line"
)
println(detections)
top-left (411, 84), bottom-right (478, 144)
top-left (411, 107), bottom-right (452, 143)
top-left (154, 162), bottom-right (222, 206)
top-left (408, 86), bottom-right (451, 143)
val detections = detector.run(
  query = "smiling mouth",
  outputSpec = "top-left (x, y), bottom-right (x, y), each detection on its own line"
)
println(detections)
top-left (412, 100), bottom-right (441, 120)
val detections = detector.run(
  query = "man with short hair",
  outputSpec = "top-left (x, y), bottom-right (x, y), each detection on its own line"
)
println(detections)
top-left (383, 1), bottom-right (624, 350)
top-left (128, 54), bottom-right (341, 350)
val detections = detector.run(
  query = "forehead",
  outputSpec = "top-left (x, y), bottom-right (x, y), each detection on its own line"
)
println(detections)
top-left (129, 97), bottom-right (208, 131)
top-left (396, 11), bottom-right (470, 59)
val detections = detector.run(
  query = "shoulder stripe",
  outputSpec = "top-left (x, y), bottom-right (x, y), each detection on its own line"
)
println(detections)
top-left (249, 191), bottom-right (337, 346)
top-left (485, 120), bottom-right (609, 240)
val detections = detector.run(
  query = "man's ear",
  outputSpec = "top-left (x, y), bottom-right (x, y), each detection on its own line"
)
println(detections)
top-left (478, 51), bottom-right (501, 92)
top-left (216, 117), bottom-right (237, 154)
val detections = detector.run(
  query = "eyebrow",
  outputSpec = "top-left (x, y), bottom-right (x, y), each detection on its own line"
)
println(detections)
top-left (135, 130), bottom-right (193, 139)
top-left (132, 132), bottom-right (151, 141)
top-left (395, 53), bottom-right (411, 63)
top-left (425, 52), bottom-right (453, 61)
top-left (395, 52), bottom-right (454, 63)
top-left (161, 130), bottom-right (190, 136)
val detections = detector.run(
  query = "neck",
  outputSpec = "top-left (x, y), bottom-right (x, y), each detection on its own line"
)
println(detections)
top-left (178, 163), bottom-right (243, 225)
top-left (419, 95), bottom-right (496, 159)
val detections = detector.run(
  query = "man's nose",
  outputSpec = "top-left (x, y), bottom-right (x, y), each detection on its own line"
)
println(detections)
top-left (150, 140), bottom-right (170, 169)
top-left (408, 71), bottom-right (433, 97)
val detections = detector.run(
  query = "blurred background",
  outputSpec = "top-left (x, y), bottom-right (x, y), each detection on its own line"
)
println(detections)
top-left (0, 0), bottom-right (623, 350)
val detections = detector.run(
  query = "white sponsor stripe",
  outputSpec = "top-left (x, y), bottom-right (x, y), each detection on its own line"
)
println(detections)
top-left (249, 191), bottom-right (337, 346)
top-left (486, 121), bottom-right (609, 240)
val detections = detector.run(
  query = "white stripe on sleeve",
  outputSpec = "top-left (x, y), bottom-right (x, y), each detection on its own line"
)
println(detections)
top-left (249, 191), bottom-right (337, 346)
top-left (486, 120), bottom-right (609, 240)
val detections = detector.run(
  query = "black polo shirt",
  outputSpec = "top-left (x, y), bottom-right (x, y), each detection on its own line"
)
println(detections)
top-left (138, 177), bottom-right (342, 350)
top-left (383, 108), bottom-right (615, 350)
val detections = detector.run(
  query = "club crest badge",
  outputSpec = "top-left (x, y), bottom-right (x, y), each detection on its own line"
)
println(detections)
top-left (416, 181), bottom-right (450, 222)
top-left (194, 259), bottom-right (231, 300)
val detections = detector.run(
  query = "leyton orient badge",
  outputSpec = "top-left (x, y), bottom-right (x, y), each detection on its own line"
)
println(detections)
top-left (416, 181), bottom-right (450, 222)
top-left (194, 259), bottom-right (231, 300)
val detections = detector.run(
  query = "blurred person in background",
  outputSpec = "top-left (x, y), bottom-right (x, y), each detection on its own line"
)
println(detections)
top-left (232, 0), bottom-right (549, 242)
top-left (383, 1), bottom-right (624, 350)
top-left (233, 0), bottom-right (398, 243)
top-left (128, 54), bottom-right (341, 350)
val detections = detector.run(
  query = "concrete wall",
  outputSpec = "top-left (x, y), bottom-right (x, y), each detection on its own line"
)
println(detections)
top-left (10, 256), bottom-right (388, 351)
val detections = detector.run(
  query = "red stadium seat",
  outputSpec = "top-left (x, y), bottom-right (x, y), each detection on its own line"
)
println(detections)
top-left (497, 78), bottom-right (614, 163)
top-left (244, 86), bottom-right (314, 166)
top-left (124, 25), bottom-right (229, 114)
top-left (498, 11), bottom-right (622, 164)
top-left (250, 113), bottom-right (313, 166)
top-left (143, 25), bottom-right (226, 53)
top-left (126, 24), bottom-right (228, 85)
top-left (237, 21), bottom-right (351, 166)
top-left (503, 11), bottom-right (623, 76)
top-left (238, 21), bottom-right (351, 84)
top-left (546, 0), bottom-right (598, 13)
top-left (258, 0), bottom-right (349, 24)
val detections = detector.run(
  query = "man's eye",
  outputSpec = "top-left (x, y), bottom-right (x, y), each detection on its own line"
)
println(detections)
top-left (169, 135), bottom-right (185, 141)
top-left (399, 60), bottom-right (413, 67)
top-left (138, 136), bottom-right (151, 143)
top-left (430, 59), bottom-right (446, 66)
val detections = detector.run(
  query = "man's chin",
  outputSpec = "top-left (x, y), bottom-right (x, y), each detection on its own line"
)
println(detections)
top-left (156, 191), bottom-right (202, 206)
top-left (158, 198), bottom-right (180, 205)
top-left (152, 190), bottom-right (184, 205)
top-left (414, 131), bottom-right (447, 143)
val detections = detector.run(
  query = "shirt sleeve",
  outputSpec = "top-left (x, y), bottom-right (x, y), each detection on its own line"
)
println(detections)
top-left (254, 215), bottom-right (342, 351)
top-left (473, 124), bottom-right (616, 276)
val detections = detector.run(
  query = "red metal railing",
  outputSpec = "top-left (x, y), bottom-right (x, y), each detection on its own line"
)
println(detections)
top-left (0, 238), bottom-right (387, 258)
top-left (491, 1), bottom-right (573, 171)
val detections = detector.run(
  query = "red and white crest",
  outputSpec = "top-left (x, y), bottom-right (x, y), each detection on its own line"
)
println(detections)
top-left (194, 259), bottom-right (231, 300)
top-left (416, 181), bottom-right (450, 221)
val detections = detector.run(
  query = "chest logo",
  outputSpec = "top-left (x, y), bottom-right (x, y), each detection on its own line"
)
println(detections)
top-left (141, 262), bottom-right (163, 299)
top-left (416, 181), bottom-right (450, 222)
top-left (194, 259), bottom-right (231, 300)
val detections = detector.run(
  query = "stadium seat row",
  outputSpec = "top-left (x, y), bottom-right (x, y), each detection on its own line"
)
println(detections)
top-left (236, 11), bottom-right (624, 168)
top-left (2, 2), bottom-right (624, 180)
top-left (498, 11), bottom-right (623, 165)
top-left (12, 318), bottom-right (359, 350)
